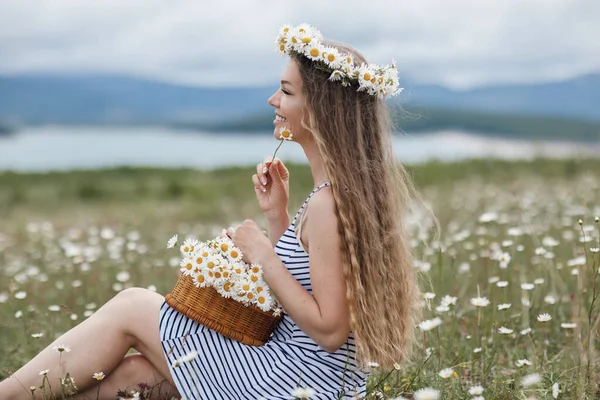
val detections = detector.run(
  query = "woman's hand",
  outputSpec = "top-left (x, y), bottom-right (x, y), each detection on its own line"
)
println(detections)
top-left (253, 157), bottom-right (289, 219)
top-left (225, 220), bottom-right (274, 265)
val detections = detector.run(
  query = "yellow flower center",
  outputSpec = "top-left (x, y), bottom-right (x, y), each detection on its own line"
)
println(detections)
top-left (346, 56), bottom-right (352, 63)
top-left (291, 36), bottom-right (298, 44)
top-left (197, 275), bottom-right (204, 283)
top-left (186, 263), bottom-right (192, 270)
top-left (363, 73), bottom-right (371, 81)
top-left (251, 266), bottom-right (260, 273)
top-left (310, 48), bottom-right (320, 57)
top-left (301, 37), bottom-right (311, 44)
top-left (247, 293), bottom-right (254, 300)
top-left (183, 246), bottom-right (189, 253)
top-left (283, 27), bottom-right (290, 33)
top-left (281, 130), bottom-right (291, 139)
top-left (279, 44), bottom-right (285, 51)
top-left (258, 296), bottom-right (266, 304)
top-left (195, 257), bottom-right (203, 264)
top-left (327, 54), bottom-right (336, 63)
top-left (231, 250), bottom-right (239, 258)
top-left (215, 271), bottom-right (221, 279)
top-left (256, 286), bottom-right (263, 293)
top-left (220, 243), bottom-right (229, 252)
top-left (251, 275), bottom-right (258, 282)
top-left (242, 284), bottom-right (250, 291)
top-left (223, 282), bottom-right (232, 292)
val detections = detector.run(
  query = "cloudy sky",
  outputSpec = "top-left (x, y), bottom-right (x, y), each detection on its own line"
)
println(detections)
top-left (0, 0), bottom-right (598, 89)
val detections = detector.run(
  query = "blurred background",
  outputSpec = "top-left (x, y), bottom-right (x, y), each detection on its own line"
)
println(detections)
top-left (0, 0), bottom-right (598, 170)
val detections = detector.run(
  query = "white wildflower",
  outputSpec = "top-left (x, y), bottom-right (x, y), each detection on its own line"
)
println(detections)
top-left (413, 388), bottom-right (440, 400)
top-left (291, 387), bottom-right (316, 398)
top-left (167, 234), bottom-right (178, 249)
top-left (537, 313), bottom-right (552, 322)
top-left (438, 368), bottom-right (454, 379)
top-left (418, 317), bottom-right (442, 331)
top-left (470, 297), bottom-right (490, 307)
top-left (521, 373), bottom-right (541, 387)
top-left (468, 386), bottom-right (484, 395)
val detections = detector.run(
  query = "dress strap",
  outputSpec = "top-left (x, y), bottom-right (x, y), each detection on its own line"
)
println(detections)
top-left (292, 181), bottom-right (331, 225)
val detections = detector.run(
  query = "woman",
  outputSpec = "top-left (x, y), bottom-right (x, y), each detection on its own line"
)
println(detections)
top-left (1, 24), bottom-right (422, 399)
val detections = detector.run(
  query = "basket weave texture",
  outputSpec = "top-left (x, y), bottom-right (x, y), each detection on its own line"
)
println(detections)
top-left (165, 273), bottom-right (283, 346)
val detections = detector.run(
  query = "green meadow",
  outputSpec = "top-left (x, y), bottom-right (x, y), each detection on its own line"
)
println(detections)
top-left (1, 157), bottom-right (600, 399)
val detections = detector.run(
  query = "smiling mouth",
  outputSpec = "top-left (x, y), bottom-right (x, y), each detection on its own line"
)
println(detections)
top-left (274, 115), bottom-right (288, 123)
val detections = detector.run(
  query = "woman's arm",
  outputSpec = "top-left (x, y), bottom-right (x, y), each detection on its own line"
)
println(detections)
top-left (257, 193), bottom-right (350, 352)
top-left (265, 209), bottom-right (290, 248)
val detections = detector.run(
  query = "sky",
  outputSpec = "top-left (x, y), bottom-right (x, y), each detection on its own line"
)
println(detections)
top-left (0, 0), bottom-right (598, 89)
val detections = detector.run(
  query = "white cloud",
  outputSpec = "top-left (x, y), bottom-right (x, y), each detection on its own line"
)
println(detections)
top-left (0, 0), bottom-right (598, 88)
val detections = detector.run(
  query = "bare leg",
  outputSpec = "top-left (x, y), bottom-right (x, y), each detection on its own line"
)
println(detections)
top-left (0, 288), bottom-right (174, 400)
top-left (72, 354), bottom-right (180, 400)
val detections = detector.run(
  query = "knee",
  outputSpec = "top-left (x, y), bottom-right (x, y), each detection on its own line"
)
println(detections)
top-left (109, 287), bottom-right (153, 311)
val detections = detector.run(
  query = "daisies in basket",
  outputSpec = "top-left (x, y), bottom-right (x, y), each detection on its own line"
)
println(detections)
top-left (167, 235), bottom-right (282, 315)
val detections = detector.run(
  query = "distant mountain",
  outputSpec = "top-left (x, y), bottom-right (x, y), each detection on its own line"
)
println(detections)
top-left (0, 73), bottom-right (598, 126)
top-left (399, 74), bottom-right (600, 122)
top-left (0, 75), bottom-right (275, 125)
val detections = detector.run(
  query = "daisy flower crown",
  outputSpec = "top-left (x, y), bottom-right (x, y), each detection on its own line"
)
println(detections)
top-left (275, 23), bottom-right (403, 100)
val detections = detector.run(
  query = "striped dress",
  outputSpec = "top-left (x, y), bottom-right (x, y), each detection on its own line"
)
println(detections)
top-left (159, 182), bottom-right (368, 399)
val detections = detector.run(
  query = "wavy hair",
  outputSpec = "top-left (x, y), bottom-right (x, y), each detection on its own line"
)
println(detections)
top-left (291, 42), bottom-right (424, 368)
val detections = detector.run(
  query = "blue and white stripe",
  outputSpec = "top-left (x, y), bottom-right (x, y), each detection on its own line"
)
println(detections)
top-left (160, 182), bottom-right (368, 399)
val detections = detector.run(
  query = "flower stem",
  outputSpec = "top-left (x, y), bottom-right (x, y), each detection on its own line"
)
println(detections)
top-left (271, 139), bottom-right (284, 165)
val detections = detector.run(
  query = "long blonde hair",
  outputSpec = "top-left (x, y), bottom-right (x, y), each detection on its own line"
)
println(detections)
top-left (291, 42), bottom-right (423, 368)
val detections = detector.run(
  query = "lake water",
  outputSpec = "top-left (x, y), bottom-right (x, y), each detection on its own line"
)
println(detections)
top-left (0, 126), bottom-right (597, 172)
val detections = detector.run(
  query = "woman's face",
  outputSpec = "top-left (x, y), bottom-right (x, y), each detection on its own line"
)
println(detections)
top-left (268, 59), bottom-right (308, 143)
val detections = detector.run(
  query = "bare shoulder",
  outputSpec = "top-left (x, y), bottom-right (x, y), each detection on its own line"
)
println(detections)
top-left (304, 188), bottom-right (339, 247)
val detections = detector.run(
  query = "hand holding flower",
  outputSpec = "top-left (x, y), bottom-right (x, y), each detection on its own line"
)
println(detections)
top-left (226, 220), bottom-right (274, 265)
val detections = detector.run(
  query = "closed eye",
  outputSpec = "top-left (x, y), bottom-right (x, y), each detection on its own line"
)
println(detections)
top-left (280, 88), bottom-right (291, 95)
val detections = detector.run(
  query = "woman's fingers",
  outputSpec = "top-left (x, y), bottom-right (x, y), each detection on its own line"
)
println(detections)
top-left (256, 163), bottom-right (267, 186)
top-left (252, 174), bottom-right (266, 193)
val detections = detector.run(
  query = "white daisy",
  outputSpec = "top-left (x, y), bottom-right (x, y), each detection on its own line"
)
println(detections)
top-left (93, 372), bottom-right (105, 381)
top-left (321, 46), bottom-right (343, 69)
top-left (521, 373), bottom-right (541, 387)
top-left (521, 283), bottom-right (535, 291)
top-left (255, 291), bottom-right (273, 311)
top-left (53, 344), bottom-right (71, 353)
top-left (413, 388), bottom-right (440, 400)
top-left (498, 303), bottom-right (512, 310)
top-left (498, 326), bottom-right (513, 335)
top-left (167, 234), bottom-right (178, 249)
top-left (440, 295), bottom-right (457, 307)
top-left (418, 317), bottom-right (442, 331)
top-left (291, 387), bottom-right (315, 399)
top-left (561, 322), bottom-right (577, 329)
top-left (179, 256), bottom-right (194, 276)
top-left (180, 238), bottom-right (199, 257)
top-left (537, 313), bottom-right (552, 322)
top-left (227, 246), bottom-right (243, 263)
top-left (521, 327), bottom-right (532, 335)
top-left (438, 367), bottom-right (454, 379)
top-left (470, 297), bottom-right (490, 307)
top-left (468, 386), bottom-right (484, 395)
top-left (328, 70), bottom-right (346, 82)
top-left (278, 126), bottom-right (293, 141)
top-left (516, 359), bottom-right (532, 367)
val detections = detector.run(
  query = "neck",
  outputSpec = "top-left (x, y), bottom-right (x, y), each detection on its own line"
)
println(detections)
top-left (301, 137), bottom-right (329, 189)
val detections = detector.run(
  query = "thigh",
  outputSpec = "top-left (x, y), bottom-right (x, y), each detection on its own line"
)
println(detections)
top-left (115, 287), bottom-right (174, 384)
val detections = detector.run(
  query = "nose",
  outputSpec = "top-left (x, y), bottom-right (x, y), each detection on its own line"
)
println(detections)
top-left (268, 89), bottom-right (280, 108)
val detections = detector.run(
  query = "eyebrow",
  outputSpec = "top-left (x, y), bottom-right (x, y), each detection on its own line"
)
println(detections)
top-left (280, 80), bottom-right (294, 86)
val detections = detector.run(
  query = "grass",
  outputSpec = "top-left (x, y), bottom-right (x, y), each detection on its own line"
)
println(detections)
top-left (1, 157), bottom-right (600, 399)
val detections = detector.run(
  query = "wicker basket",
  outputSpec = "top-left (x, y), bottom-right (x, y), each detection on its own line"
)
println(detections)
top-left (165, 273), bottom-right (283, 346)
